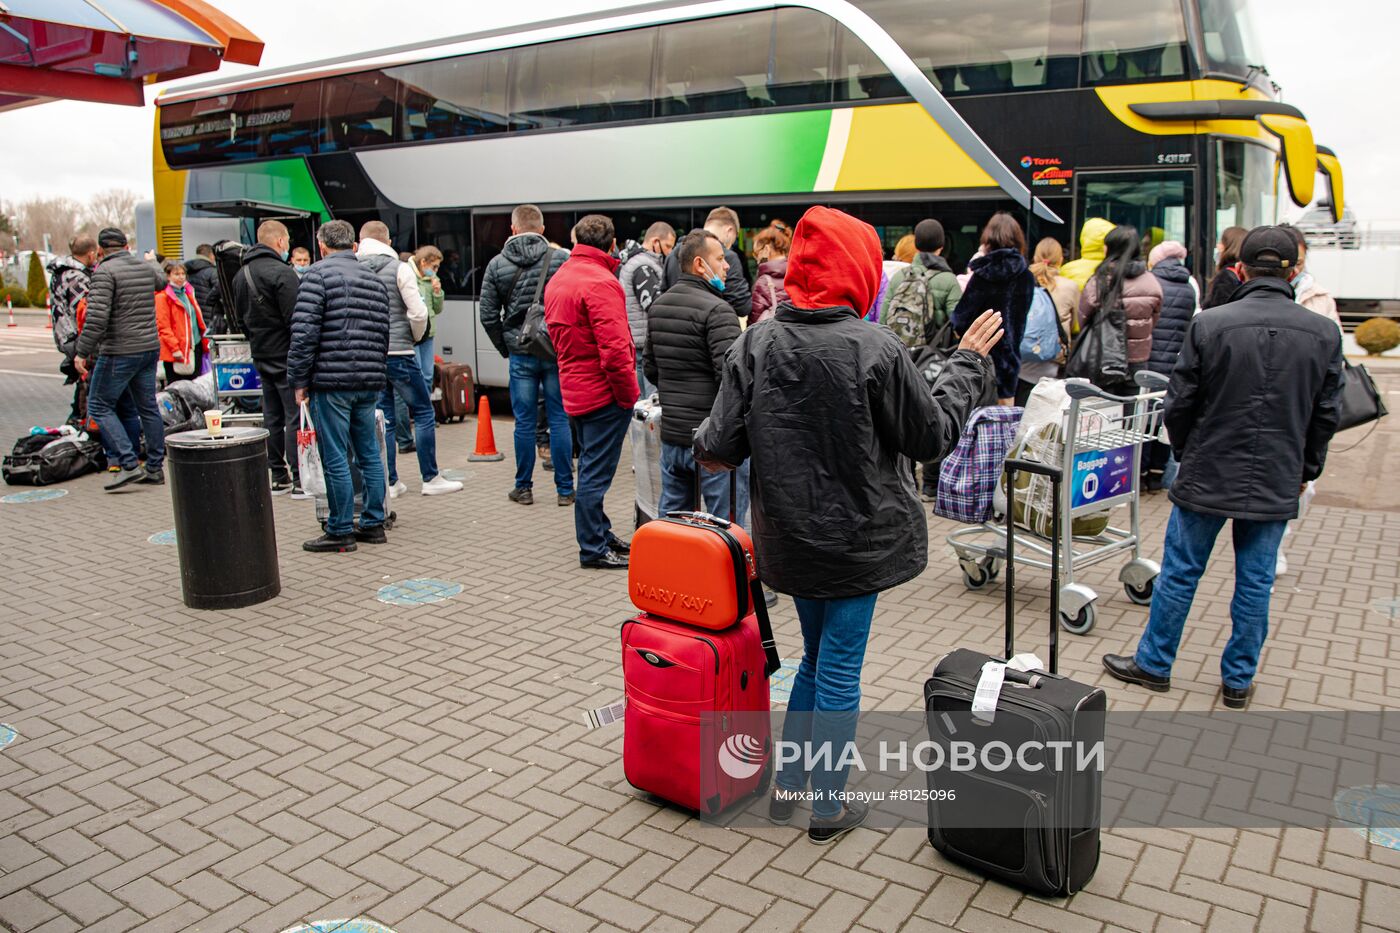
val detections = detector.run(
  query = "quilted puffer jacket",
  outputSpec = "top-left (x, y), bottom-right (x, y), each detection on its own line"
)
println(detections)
top-left (74, 250), bottom-right (164, 359)
top-left (1147, 258), bottom-right (1195, 375)
top-left (1080, 262), bottom-right (1163, 365)
top-left (478, 233), bottom-right (568, 359)
top-left (286, 251), bottom-right (390, 392)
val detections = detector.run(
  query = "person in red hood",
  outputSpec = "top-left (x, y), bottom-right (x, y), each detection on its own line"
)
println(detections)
top-left (545, 213), bottom-right (640, 569)
top-left (695, 205), bottom-right (1001, 844)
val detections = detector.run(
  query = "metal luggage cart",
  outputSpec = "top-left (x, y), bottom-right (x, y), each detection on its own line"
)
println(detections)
top-left (947, 374), bottom-right (1168, 635)
top-left (207, 333), bottom-right (264, 427)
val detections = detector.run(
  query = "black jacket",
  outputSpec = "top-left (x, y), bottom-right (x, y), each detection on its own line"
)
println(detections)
top-left (664, 244), bottom-right (751, 319)
top-left (478, 233), bottom-right (568, 358)
top-left (951, 248), bottom-right (1033, 400)
top-left (75, 250), bottom-right (164, 359)
top-left (644, 276), bottom-right (742, 446)
top-left (287, 251), bottom-right (390, 392)
top-left (1147, 259), bottom-right (1195, 375)
top-left (233, 244), bottom-right (301, 381)
top-left (695, 303), bottom-right (993, 598)
top-left (185, 256), bottom-right (225, 333)
top-left (1165, 277), bottom-right (1344, 522)
top-left (1202, 267), bottom-right (1241, 310)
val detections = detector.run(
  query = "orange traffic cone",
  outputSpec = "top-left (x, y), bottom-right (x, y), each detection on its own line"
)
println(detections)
top-left (468, 394), bottom-right (505, 462)
top-left (5, 296), bottom-right (15, 328)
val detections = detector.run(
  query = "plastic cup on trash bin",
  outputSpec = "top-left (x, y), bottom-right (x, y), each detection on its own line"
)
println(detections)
top-left (204, 409), bottom-right (223, 436)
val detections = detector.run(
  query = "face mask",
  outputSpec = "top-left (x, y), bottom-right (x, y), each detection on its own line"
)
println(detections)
top-left (425, 268), bottom-right (438, 278)
top-left (279, 249), bottom-right (289, 262)
top-left (701, 259), bottom-right (725, 293)
top-left (293, 265), bottom-right (307, 277)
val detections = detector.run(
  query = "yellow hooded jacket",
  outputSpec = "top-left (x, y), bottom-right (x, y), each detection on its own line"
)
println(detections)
top-left (1061, 218), bottom-right (1116, 288)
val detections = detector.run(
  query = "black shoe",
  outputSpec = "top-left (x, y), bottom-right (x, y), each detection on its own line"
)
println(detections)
top-left (539, 446), bottom-right (553, 471)
top-left (606, 533), bottom-right (631, 554)
top-left (509, 486), bottom-right (534, 505)
top-left (769, 790), bottom-right (798, 826)
top-left (104, 467), bottom-right (144, 491)
top-left (1102, 654), bottom-right (1171, 692)
top-left (558, 493), bottom-right (575, 507)
top-left (289, 484), bottom-right (311, 500)
top-left (580, 550), bottom-right (629, 570)
top-left (271, 477), bottom-right (293, 495)
top-left (398, 442), bottom-right (416, 454)
top-left (303, 533), bottom-right (357, 553)
top-left (354, 524), bottom-right (387, 544)
top-left (137, 468), bottom-right (165, 485)
top-left (809, 800), bottom-right (868, 845)
top-left (1221, 684), bottom-right (1254, 710)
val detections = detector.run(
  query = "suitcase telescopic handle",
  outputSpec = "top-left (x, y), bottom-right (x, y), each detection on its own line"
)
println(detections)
top-left (664, 510), bottom-right (732, 528)
top-left (1003, 458), bottom-right (1064, 675)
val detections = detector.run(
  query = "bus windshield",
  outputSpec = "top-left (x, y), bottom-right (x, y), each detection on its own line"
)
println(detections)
top-left (1198, 0), bottom-right (1266, 78)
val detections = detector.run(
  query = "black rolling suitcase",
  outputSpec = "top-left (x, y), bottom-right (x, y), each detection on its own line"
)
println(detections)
top-left (924, 457), bottom-right (1105, 897)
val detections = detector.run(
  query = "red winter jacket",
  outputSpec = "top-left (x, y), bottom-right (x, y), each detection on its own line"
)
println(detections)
top-left (544, 244), bottom-right (639, 416)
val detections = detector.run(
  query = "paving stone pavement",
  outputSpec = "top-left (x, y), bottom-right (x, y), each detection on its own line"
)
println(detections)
top-left (1, 338), bottom-right (1398, 932)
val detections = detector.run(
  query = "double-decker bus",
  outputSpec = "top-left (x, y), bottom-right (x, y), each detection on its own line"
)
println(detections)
top-left (153, 0), bottom-right (1344, 388)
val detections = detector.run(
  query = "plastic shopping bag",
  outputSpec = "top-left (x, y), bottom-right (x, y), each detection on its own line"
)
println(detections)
top-left (297, 402), bottom-right (326, 497)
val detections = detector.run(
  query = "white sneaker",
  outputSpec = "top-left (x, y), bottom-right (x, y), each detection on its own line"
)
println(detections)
top-left (422, 475), bottom-right (463, 496)
top-left (1276, 551), bottom-right (1288, 576)
top-left (389, 480), bottom-right (408, 499)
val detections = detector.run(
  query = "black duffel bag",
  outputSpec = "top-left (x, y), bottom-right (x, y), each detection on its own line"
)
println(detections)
top-left (2, 434), bottom-right (107, 486)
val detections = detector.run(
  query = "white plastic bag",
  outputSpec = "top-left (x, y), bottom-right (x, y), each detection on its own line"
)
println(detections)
top-left (297, 402), bottom-right (326, 497)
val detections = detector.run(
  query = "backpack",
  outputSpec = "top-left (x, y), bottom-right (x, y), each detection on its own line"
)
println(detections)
top-left (48, 266), bottom-right (85, 361)
top-left (3, 434), bottom-right (106, 486)
top-left (883, 263), bottom-right (940, 349)
top-left (1019, 287), bottom-right (1062, 363)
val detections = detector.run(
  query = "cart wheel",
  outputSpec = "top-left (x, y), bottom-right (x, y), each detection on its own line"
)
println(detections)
top-left (1060, 603), bottom-right (1096, 635)
top-left (1124, 578), bottom-right (1155, 606)
top-left (983, 559), bottom-right (1001, 582)
top-left (752, 755), bottom-right (773, 797)
top-left (962, 565), bottom-right (992, 591)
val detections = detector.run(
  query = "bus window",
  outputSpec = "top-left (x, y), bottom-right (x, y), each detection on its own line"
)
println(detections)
top-left (510, 30), bottom-right (656, 130)
top-left (471, 210), bottom-right (575, 300)
top-left (321, 70), bottom-right (397, 151)
top-left (1215, 141), bottom-right (1277, 238)
top-left (1199, 0), bottom-right (1266, 80)
top-left (657, 13), bottom-right (766, 116)
top-left (393, 52), bottom-right (509, 142)
top-left (834, 24), bottom-right (903, 102)
top-left (768, 9), bottom-right (835, 107)
top-left (160, 81), bottom-right (321, 167)
top-left (417, 211), bottom-right (473, 297)
top-left (1082, 0), bottom-right (1188, 84)
top-left (850, 0), bottom-right (1082, 96)
top-left (1076, 171), bottom-right (1195, 267)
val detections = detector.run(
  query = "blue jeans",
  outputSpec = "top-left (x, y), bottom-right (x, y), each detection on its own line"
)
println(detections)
top-left (636, 349), bottom-right (654, 398)
top-left (95, 385), bottom-right (143, 465)
top-left (658, 441), bottom-right (750, 526)
top-left (415, 339), bottom-right (435, 386)
top-left (508, 354), bottom-right (573, 495)
top-left (379, 355), bottom-right (439, 485)
top-left (1135, 505), bottom-right (1287, 690)
top-left (311, 389), bottom-right (386, 536)
top-left (87, 351), bottom-right (164, 471)
top-left (573, 402), bottom-right (632, 561)
top-left (777, 593), bottom-right (879, 819)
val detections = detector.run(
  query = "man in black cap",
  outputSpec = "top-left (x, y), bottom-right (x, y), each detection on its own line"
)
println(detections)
top-left (74, 228), bottom-right (168, 490)
top-left (1103, 225), bottom-right (1344, 709)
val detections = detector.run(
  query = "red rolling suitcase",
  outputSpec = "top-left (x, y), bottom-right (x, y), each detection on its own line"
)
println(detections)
top-left (621, 474), bottom-right (780, 814)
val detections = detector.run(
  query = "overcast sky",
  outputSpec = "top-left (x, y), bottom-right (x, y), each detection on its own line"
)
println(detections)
top-left (1, 1), bottom-right (1391, 218)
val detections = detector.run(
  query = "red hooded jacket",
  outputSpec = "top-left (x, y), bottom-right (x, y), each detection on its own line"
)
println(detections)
top-left (544, 244), bottom-right (639, 416)
top-left (784, 205), bottom-right (884, 315)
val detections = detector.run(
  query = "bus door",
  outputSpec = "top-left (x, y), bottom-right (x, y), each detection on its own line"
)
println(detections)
top-left (1071, 169), bottom-right (1197, 275)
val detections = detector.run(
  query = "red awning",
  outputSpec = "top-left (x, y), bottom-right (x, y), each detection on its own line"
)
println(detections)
top-left (0, 0), bottom-right (263, 111)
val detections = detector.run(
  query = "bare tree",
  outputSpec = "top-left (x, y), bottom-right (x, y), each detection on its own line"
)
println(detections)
top-left (84, 188), bottom-right (140, 236)
top-left (0, 201), bottom-right (15, 254)
top-left (12, 197), bottom-right (86, 252)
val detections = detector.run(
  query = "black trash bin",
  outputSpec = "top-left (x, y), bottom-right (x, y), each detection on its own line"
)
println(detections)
top-left (166, 426), bottom-right (280, 609)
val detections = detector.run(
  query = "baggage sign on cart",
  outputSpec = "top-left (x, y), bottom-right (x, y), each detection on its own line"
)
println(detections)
top-left (214, 362), bottom-right (261, 395)
top-left (1070, 444), bottom-right (1135, 509)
